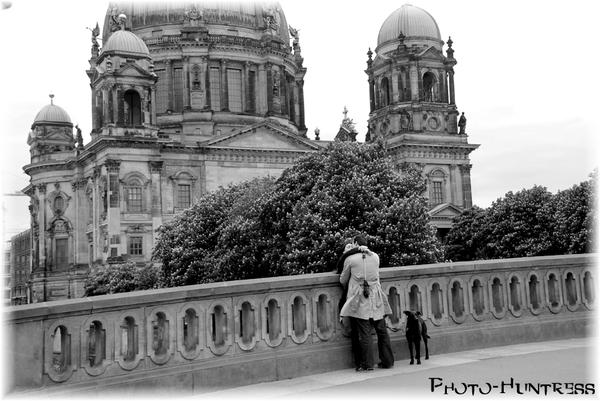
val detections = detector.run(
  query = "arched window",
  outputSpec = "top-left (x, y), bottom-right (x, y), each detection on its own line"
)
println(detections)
top-left (380, 77), bottom-right (390, 106)
top-left (124, 176), bottom-right (145, 213)
top-left (124, 90), bottom-right (142, 126)
top-left (422, 72), bottom-right (437, 102)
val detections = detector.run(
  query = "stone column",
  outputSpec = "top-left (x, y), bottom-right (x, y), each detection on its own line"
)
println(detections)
top-left (105, 160), bottom-right (121, 255)
top-left (448, 69), bottom-right (456, 105)
top-left (220, 59), bottom-right (229, 111)
top-left (244, 61), bottom-right (252, 112)
top-left (368, 78), bottom-right (375, 112)
top-left (204, 58), bottom-right (211, 110)
top-left (391, 71), bottom-right (399, 104)
top-left (298, 79), bottom-right (306, 131)
top-left (102, 87), bottom-right (110, 125)
top-left (183, 56), bottom-right (190, 110)
top-left (37, 184), bottom-right (47, 274)
top-left (417, 67), bottom-right (423, 101)
top-left (150, 85), bottom-right (157, 125)
top-left (459, 164), bottom-right (473, 208)
top-left (288, 75), bottom-right (295, 123)
top-left (440, 70), bottom-right (448, 104)
top-left (257, 64), bottom-right (267, 114)
top-left (409, 65), bottom-right (419, 101)
top-left (149, 161), bottom-right (163, 244)
top-left (166, 59), bottom-right (173, 111)
top-left (266, 63), bottom-right (273, 114)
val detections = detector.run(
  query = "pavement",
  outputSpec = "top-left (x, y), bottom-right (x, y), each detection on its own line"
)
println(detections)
top-left (199, 337), bottom-right (598, 399)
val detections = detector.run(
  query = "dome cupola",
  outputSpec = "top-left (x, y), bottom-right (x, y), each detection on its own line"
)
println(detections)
top-left (32, 95), bottom-right (72, 128)
top-left (377, 4), bottom-right (442, 52)
top-left (100, 24), bottom-right (150, 59)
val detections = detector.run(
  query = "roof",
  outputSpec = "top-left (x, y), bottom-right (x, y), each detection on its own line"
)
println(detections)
top-left (377, 4), bottom-right (441, 46)
top-left (33, 103), bottom-right (72, 126)
top-left (101, 29), bottom-right (150, 57)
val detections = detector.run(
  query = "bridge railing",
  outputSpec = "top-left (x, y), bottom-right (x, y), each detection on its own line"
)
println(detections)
top-left (4, 254), bottom-right (595, 394)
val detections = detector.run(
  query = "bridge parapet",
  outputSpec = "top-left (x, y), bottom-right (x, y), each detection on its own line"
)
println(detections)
top-left (5, 254), bottom-right (596, 394)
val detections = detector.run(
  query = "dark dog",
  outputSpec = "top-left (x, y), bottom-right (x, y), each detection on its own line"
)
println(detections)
top-left (415, 311), bottom-right (430, 360)
top-left (403, 310), bottom-right (421, 365)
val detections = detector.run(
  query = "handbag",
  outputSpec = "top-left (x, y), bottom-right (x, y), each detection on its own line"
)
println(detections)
top-left (362, 253), bottom-right (370, 298)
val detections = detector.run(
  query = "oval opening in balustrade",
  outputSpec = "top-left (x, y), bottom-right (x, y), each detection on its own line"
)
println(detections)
top-left (120, 316), bottom-right (138, 362)
top-left (292, 296), bottom-right (307, 337)
top-left (529, 275), bottom-right (540, 310)
top-left (451, 281), bottom-right (464, 317)
top-left (409, 285), bottom-right (422, 313)
top-left (584, 272), bottom-right (594, 304)
top-left (266, 299), bottom-right (281, 342)
top-left (388, 287), bottom-right (401, 324)
top-left (548, 274), bottom-right (559, 307)
top-left (472, 280), bottom-right (484, 315)
top-left (153, 312), bottom-right (170, 356)
top-left (239, 301), bottom-right (255, 346)
top-left (492, 278), bottom-right (504, 313)
top-left (509, 277), bottom-right (521, 311)
top-left (430, 283), bottom-right (443, 319)
top-left (88, 321), bottom-right (106, 368)
top-left (565, 272), bottom-right (577, 306)
top-left (183, 309), bottom-right (199, 352)
top-left (211, 305), bottom-right (228, 347)
top-left (316, 294), bottom-right (331, 335)
top-left (52, 325), bottom-right (71, 373)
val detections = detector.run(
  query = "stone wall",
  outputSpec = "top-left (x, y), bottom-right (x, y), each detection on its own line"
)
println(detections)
top-left (4, 254), bottom-right (595, 395)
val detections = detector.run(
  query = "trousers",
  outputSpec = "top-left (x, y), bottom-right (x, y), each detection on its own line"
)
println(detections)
top-left (351, 317), bottom-right (394, 369)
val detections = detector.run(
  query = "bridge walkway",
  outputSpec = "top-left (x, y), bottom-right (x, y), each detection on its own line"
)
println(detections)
top-left (201, 337), bottom-right (596, 399)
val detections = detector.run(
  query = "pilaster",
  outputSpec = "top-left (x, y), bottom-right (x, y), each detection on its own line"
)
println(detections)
top-left (149, 161), bottom-right (164, 244)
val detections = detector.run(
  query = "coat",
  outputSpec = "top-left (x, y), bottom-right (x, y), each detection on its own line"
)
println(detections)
top-left (339, 249), bottom-right (392, 321)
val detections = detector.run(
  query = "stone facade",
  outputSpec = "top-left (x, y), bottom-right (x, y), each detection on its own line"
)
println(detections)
top-left (365, 5), bottom-right (479, 234)
top-left (23, 2), bottom-right (320, 302)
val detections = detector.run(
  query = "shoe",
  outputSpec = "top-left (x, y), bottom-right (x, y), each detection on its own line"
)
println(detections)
top-left (409, 359), bottom-right (414, 365)
top-left (355, 366), bottom-right (374, 372)
top-left (417, 359), bottom-right (421, 365)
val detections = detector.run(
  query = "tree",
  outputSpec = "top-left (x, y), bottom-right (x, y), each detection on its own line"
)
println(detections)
top-left (444, 173), bottom-right (597, 261)
top-left (152, 141), bottom-right (443, 286)
top-left (84, 262), bottom-right (160, 296)
top-left (258, 141), bottom-right (443, 275)
top-left (550, 171), bottom-right (596, 254)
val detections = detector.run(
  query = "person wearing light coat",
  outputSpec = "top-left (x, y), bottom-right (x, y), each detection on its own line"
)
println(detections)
top-left (339, 235), bottom-right (394, 371)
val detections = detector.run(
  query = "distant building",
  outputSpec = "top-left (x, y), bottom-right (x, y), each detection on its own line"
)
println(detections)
top-left (21, 2), bottom-right (477, 302)
top-left (10, 230), bottom-right (30, 305)
top-left (3, 242), bottom-right (11, 306)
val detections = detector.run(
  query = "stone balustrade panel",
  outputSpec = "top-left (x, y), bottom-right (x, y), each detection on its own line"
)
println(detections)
top-left (5, 254), bottom-right (596, 392)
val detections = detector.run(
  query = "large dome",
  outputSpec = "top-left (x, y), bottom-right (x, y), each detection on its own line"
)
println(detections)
top-left (33, 103), bottom-right (72, 126)
top-left (103, 2), bottom-right (290, 44)
top-left (101, 29), bottom-right (150, 57)
top-left (377, 4), bottom-right (441, 46)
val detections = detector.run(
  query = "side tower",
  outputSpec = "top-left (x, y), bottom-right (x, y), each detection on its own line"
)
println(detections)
top-left (366, 4), bottom-right (478, 236)
top-left (87, 15), bottom-right (158, 139)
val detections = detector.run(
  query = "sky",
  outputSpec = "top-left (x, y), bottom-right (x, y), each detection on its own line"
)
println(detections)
top-left (0, 0), bottom-right (598, 240)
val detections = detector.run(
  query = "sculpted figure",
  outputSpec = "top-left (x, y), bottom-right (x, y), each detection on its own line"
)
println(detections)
top-left (458, 112), bottom-right (467, 134)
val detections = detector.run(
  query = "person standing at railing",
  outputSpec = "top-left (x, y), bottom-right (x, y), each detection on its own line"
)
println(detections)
top-left (339, 234), bottom-right (394, 371)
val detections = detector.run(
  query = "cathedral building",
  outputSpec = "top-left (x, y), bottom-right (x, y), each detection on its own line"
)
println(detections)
top-left (21, 2), bottom-right (477, 302)
top-left (365, 4), bottom-right (478, 236)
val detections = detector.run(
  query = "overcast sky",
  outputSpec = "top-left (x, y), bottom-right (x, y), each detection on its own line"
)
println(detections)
top-left (0, 0), bottom-right (598, 239)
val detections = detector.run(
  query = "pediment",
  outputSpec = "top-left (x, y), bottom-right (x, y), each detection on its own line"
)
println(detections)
top-left (418, 46), bottom-right (443, 60)
top-left (428, 202), bottom-right (464, 218)
top-left (116, 63), bottom-right (151, 77)
top-left (204, 121), bottom-right (320, 152)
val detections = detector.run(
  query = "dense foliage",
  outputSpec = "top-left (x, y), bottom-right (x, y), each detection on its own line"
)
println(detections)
top-left (444, 172), bottom-right (596, 261)
top-left (83, 262), bottom-right (160, 296)
top-left (152, 141), bottom-right (443, 287)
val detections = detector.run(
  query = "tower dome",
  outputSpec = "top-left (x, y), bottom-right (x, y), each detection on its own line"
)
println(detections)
top-left (377, 4), bottom-right (441, 47)
top-left (101, 29), bottom-right (150, 58)
top-left (32, 97), bottom-right (72, 127)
